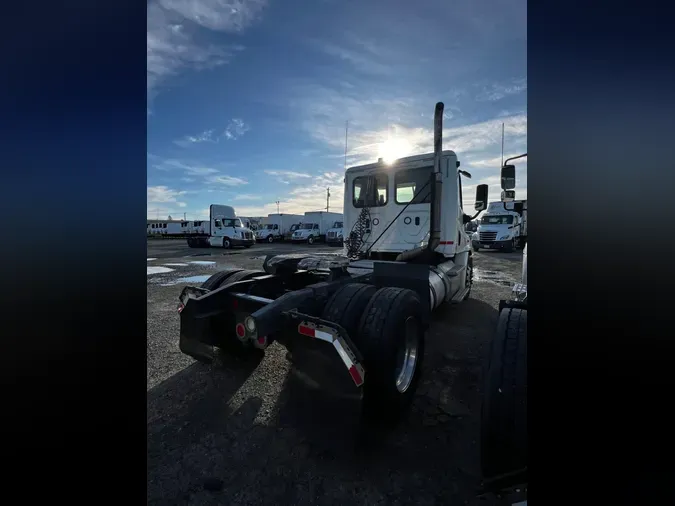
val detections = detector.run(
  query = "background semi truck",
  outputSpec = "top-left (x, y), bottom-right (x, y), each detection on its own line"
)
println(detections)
top-left (256, 213), bottom-right (304, 243)
top-left (291, 211), bottom-right (344, 244)
top-left (176, 102), bottom-right (489, 426)
top-left (186, 205), bottom-right (255, 249)
top-left (325, 220), bottom-right (344, 246)
top-left (473, 199), bottom-right (527, 252)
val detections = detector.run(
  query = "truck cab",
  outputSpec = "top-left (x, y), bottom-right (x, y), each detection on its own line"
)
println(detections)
top-left (206, 205), bottom-right (255, 249)
top-left (343, 151), bottom-right (472, 261)
top-left (257, 223), bottom-right (280, 243)
top-left (292, 222), bottom-right (320, 244)
top-left (326, 221), bottom-right (344, 245)
top-left (474, 201), bottom-right (527, 252)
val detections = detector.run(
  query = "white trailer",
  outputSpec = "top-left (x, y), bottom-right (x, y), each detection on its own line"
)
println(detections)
top-left (186, 220), bottom-right (210, 235)
top-left (147, 220), bottom-right (186, 236)
top-left (186, 205), bottom-right (255, 249)
top-left (291, 211), bottom-right (343, 244)
top-left (256, 213), bottom-right (304, 243)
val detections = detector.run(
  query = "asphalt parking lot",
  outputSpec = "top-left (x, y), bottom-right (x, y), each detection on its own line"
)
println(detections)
top-left (147, 238), bottom-right (523, 505)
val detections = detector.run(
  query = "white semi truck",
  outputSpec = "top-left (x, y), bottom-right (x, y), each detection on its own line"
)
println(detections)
top-left (186, 205), bottom-right (255, 249)
top-left (176, 102), bottom-right (488, 426)
top-left (291, 211), bottom-right (344, 244)
top-left (325, 220), bottom-right (344, 246)
top-left (256, 213), bottom-right (304, 243)
top-left (473, 199), bottom-right (527, 252)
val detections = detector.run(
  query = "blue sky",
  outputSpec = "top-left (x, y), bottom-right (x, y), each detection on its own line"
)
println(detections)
top-left (147, 0), bottom-right (527, 220)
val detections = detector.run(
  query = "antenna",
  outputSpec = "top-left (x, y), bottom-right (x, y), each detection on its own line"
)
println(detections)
top-left (501, 122), bottom-right (505, 167)
top-left (344, 120), bottom-right (349, 171)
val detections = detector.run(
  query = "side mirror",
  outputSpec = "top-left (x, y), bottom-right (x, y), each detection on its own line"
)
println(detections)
top-left (501, 164), bottom-right (516, 190)
top-left (501, 190), bottom-right (516, 202)
top-left (474, 184), bottom-right (488, 211)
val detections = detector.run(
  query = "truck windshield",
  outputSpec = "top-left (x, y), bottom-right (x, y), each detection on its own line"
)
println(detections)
top-left (301, 223), bottom-right (316, 230)
top-left (481, 215), bottom-right (514, 225)
top-left (266, 224), bottom-right (275, 229)
top-left (333, 222), bottom-right (343, 228)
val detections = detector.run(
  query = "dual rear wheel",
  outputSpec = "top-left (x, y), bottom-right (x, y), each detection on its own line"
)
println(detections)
top-left (321, 283), bottom-right (426, 422)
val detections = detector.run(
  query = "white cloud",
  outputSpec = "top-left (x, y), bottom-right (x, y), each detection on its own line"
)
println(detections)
top-left (147, 0), bottom-right (267, 97)
top-left (158, 0), bottom-right (268, 32)
top-left (264, 170), bottom-right (312, 180)
top-left (151, 158), bottom-right (219, 176)
top-left (475, 78), bottom-right (527, 102)
top-left (147, 185), bottom-right (187, 203)
top-left (229, 172), bottom-right (345, 217)
top-left (224, 118), bottom-right (250, 140)
top-left (173, 129), bottom-right (216, 147)
top-left (208, 174), bottom-right (248, 186)
top-left (234, 193), bottom-right (261, 200)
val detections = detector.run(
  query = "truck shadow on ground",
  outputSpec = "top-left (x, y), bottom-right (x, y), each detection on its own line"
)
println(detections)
top-left (147, 298), bottom-right (499, 506)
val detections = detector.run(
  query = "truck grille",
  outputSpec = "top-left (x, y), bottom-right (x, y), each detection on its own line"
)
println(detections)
top-left (327, 231), bottom-right (336, 238)
top-left (242, 232), bottom-right (252, 239)
top-left (479, 231), bottom-right (497, 242)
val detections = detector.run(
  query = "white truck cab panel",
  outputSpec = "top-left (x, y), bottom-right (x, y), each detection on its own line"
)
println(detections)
top-left (343, 151), bottom-right (471, 259)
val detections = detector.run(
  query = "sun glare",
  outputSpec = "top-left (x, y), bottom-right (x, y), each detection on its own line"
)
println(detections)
top-left (378, 138), bottom-right (412, 164)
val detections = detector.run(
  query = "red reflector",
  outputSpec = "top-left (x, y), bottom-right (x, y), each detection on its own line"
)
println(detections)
top-left (298, 325), bottom-right (315, 337)
top-left (439, 241), bottom-right (454, 245)
top-left (177, 303), bottom-right (185, 313)
top-left (232, 298), bottom-right (238, 309)
top-left (348, 365), bottom-right (363, 386)
top-left (235, 323), bottom-right (246, 338)
top-left (258, 336), bottom-right (266, 345)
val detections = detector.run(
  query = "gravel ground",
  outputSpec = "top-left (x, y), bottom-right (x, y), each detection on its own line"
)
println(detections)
top-left (147, 239), bottom-right (523, 505)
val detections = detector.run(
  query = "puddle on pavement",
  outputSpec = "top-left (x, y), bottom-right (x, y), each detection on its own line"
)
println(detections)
top-left (147, 258), bottom-right (157, 261)
top-left (474, 268), bottom-right (514, 287)
top-left (163, 263), bottom-right (189, 267)
top-left (159, 275), bottom-right (211, 287)
top-left (147, 266), bottom-right (174, 275)
top-left (188, 260), bottom-right (217, 265)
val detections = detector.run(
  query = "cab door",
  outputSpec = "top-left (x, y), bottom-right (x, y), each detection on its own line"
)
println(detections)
top-left (394, 166), bottom-right (432, 245)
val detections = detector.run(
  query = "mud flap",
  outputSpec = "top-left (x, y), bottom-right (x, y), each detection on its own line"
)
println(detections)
top-left (281, 321), bottom-right (366, 443)
top-left (179, 312), bottom-right (215, 364)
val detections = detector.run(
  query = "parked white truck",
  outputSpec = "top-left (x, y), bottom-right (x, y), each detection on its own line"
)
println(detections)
top-left (291, 211), bottom-right (344, 244)
top-left (256, 213), bottom-right (304, 243)
top-left (186, 205), bottom-right (255, 249)
top-left (473, 199), bottom-right (527, 252)
top-left (325, 220), bottom-right (344, 246)
top-left (177, 101), bottom-right (488, 429)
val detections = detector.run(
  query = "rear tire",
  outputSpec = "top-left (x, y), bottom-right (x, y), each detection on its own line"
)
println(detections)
top-left (321, 283), bottom-right (378, 338)
top-left (308, 235), bottom-right (315, 245)
top-left (201, 269), bottom-right (243, 290)
top-left (355, 287), bottom-right (425, 423)
top-left (481, 308), bottom-right (528, 479)
top-left (222, 237), bottom-right (231, 249)
top-left (504, 239), bottom-right (515, 253)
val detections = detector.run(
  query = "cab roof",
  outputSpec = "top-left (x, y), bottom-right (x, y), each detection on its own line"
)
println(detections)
top-left (345, 150), bottom-right (458, 174)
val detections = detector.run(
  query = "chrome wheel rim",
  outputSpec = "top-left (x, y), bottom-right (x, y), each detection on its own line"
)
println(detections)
top-left (395, 317), bottom-right (420, 393)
